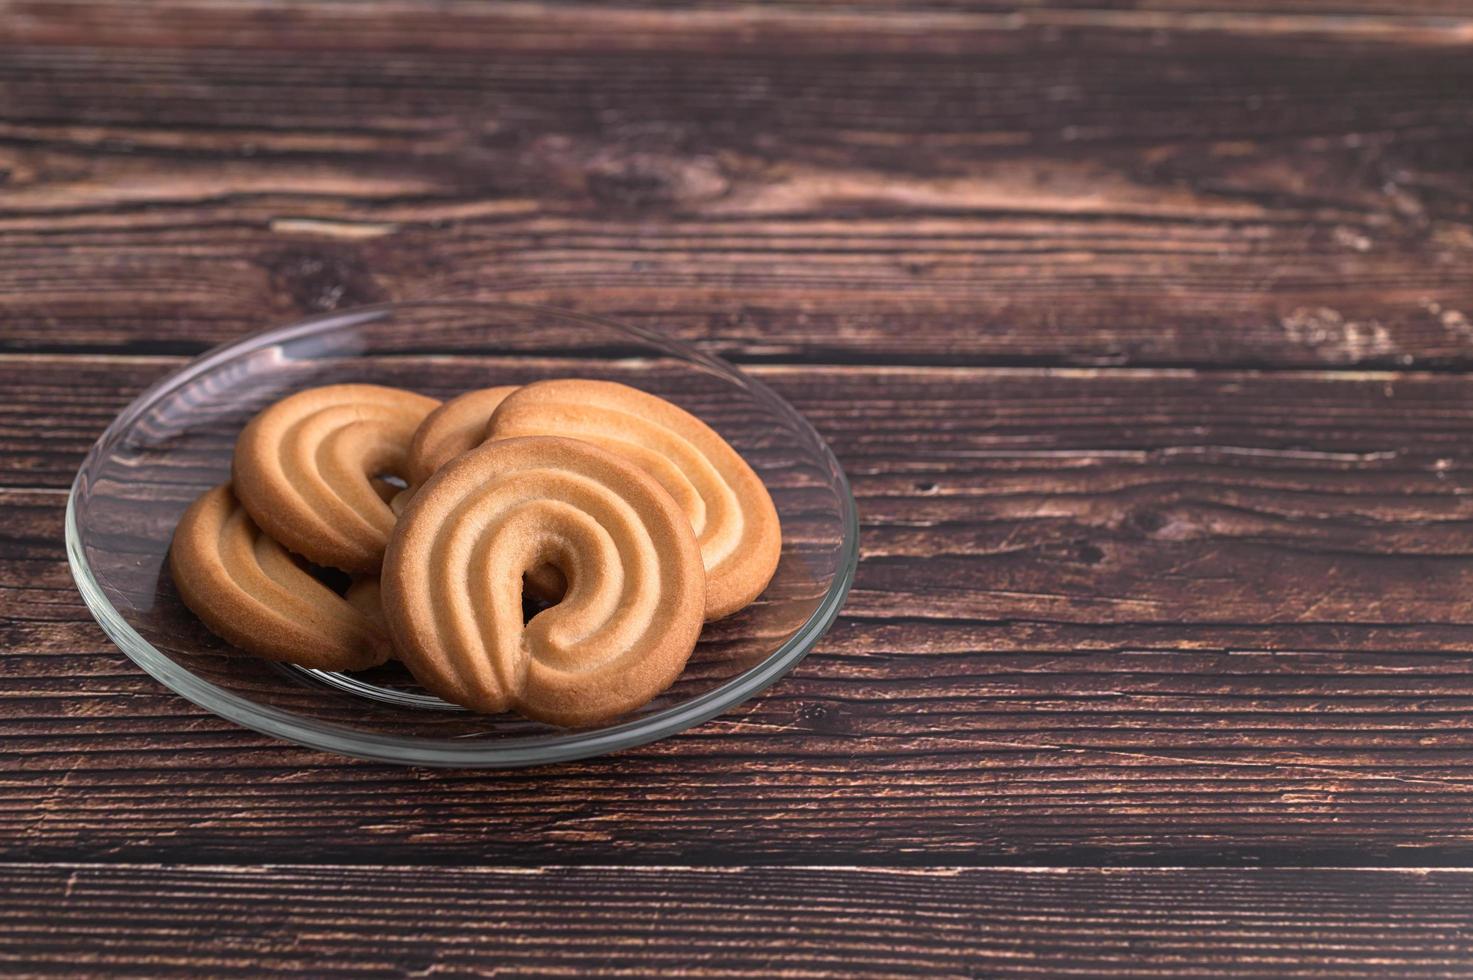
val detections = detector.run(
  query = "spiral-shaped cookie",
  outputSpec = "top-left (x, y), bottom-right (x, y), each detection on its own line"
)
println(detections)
top-left (382, 436), bottom-right (705, 725)
top-left (487, 379), bottom-right (781, 620)
top-left (232, 384), bottom-right (439, 573)
top-left (170, 484), bottom-right (392, 671)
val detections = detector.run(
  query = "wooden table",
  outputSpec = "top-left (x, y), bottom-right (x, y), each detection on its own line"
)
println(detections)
top-left (5, 1), bottom-right (1473, 975)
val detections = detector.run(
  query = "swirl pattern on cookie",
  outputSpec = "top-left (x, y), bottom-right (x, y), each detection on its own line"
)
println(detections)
top-left (398, 384), bottom-right (566, 599)
top-left (170, 484), bottom-right (392, 671)
top-left (405, 385), bottom-right (519, 487)
top-left (233, 384), bottom-right (439, 573)
top-left (382, 436), bottom-right (705, 725)
top-left (486, 379), bottom-right (781, 619)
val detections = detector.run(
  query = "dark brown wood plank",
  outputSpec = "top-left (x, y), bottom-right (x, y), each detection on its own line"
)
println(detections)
top-left (4, 864), bottom-right (1473, 978)
top-left (7, 0), bottom-right (1472, 50)
top-left (9, 0), bottom-right (1473, 972)
top-left (1, 2), bottom-right (1470, 366)
top-left (9, 356), bottom-right (1473, 863)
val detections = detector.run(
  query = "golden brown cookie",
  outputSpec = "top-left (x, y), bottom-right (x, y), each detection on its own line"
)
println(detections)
top-left (404, 385), bottom-right (519, 487)
top-left (344, 576), bottom-right (389, 638)
top-left (381, 436), bottom-right (705, 725)
top-left (232, 384), bottom-right (439, 573)
top-left (486, 379), bottom-right (781, 619)
top-left (170, 484), bottom-right (392, 671)
top-left (399, 384), bottom-right (568, 599)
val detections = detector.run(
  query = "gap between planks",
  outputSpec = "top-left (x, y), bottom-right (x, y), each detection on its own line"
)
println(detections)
top-left (2, 350), bottom-right (1470, 384)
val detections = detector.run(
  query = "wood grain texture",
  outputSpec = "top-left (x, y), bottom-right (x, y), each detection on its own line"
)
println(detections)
top-left (0, 1), bottom-right (1470, 367)
top-left (10, 356), bottom-right (1473, 864)
top-left (6, 0), bottom-right (1473, 971)
top-left (5, 864), bottom-right (1473, 978)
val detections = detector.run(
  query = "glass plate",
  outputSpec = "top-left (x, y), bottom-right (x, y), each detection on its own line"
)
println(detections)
top-left (66, 302), bottom-right (858, 767)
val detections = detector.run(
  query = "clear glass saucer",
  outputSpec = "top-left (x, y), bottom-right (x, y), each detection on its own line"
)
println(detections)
top-left (66, 302), bottom-right (858, 767)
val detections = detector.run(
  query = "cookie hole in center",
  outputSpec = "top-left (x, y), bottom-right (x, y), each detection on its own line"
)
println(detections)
top-left (521, 562), bottom-right (569, 626)
top-left (522, 579), bottom-right (558, 625)
top-left (371, 473), bottom-right (410, 511)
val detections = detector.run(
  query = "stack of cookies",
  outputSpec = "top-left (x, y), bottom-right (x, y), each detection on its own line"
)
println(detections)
top-left (170, 380), bottom-right (782, 726)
